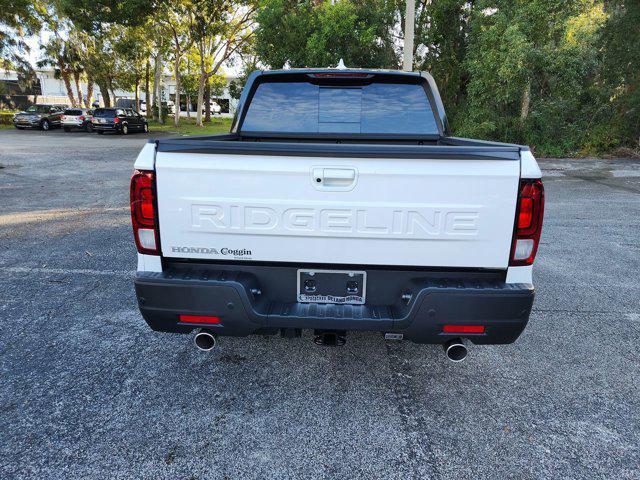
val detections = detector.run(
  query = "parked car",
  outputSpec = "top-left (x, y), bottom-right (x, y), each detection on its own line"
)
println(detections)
top-left (13, 104), bottom-right (64, 130)
top-left (202, 101), bottom-right (222, 115)
top-left (115, 98), bottom-right (137, 110)
top-left (131, 67), bottom-right (545, 362)
top-left (139, 100), bottom-right (173, 115)
top-left (62, 108), bottom-right (94, 132)
top-left (92, 108), bottom-right (148, 135)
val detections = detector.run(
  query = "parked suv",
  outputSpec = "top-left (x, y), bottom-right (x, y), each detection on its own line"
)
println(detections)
top-left (62, 108), bottom-right (94, 132)
top-left (92, 108), bottom-right (148, 135)
top-left (13, 104), bottom-right (64, 130)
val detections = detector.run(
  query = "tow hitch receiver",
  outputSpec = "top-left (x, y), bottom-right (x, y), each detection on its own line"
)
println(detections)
top-left (314, 330), bottom-right (347, 346)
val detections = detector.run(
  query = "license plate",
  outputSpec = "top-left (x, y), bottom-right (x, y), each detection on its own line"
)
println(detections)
top-left (98, 118), bottom-right (106, 123)
top-left (297, 269), bottom-right (366, 305)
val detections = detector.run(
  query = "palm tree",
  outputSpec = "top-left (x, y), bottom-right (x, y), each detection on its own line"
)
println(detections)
top-left (37, 36), bottom-right (77, 106)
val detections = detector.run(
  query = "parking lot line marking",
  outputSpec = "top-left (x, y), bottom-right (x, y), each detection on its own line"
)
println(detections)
top-left (0, 266), bottom-right (135, 277)
top-left (0, 207), bottom-right (128, 227)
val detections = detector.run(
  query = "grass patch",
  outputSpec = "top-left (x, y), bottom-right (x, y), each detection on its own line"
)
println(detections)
top-left (148, 117), bottom-right (232, 136)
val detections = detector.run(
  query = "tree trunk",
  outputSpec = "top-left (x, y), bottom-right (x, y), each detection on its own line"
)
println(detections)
top-left (186, 94), bottom-right (191, 118)
top-left (154, 51), bottom-right (163, 123)
top-left (97, 80), bottom-right (111, 107)
top-left (85, 74), bottom-right (94, 108)
top-left (145, 58), bottom-right (151, 119)
top-left (204, 80), bottom-right (211, 123)
top-left (108, 77), bottom-right (117, 107)
top-left (196, 74), bottom-right (205, 127)
top-left (174, 54), bottom-right (181, 127)
top-left (74, 72), bottom-right (83, 106)
top-left (60, 69), bottom-right (77, 107)
top-left (520, 80), bottom-right (531, 124)
top-left (134, 78), bottom-right (140, 111)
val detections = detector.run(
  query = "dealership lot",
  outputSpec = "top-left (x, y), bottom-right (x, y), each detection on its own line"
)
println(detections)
top-left (1, 129), bottom-right (639, 479)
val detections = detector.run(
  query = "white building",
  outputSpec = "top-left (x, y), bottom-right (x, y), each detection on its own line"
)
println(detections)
top-left (1, 68), bottom-right (239, 115)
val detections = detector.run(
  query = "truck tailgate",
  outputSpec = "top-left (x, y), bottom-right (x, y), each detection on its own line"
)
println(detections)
top-left (155, 149), bottom-right (520, 269)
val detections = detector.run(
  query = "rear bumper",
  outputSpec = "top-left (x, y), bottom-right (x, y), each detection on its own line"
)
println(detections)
top-left (13, 120), bottom-right (40, 128)
top-left (62, 121), bottom-right (89, 128)
top-left (134, 263), bottom-right (534, 345)
top-left (92, 123), bottom-right (120, 131)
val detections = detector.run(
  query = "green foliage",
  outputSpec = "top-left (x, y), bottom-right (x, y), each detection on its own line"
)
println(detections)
top-left (3, 0), bottom-right (638, 155)
top-left (600, 1), bottom-right (640, 149)
top-left (228, 57), bottom-right (260, 99)
top-left (255, 0), bottom-right (397, 68)
top-left (0, 112), bottom-right (15, 125)
top-left (0, 0), bottom-right (44, 88)
top-left (113, 26), bottom-right (152, 93)
top-left (449, 1), bottom-right (634, 156)
top-left (415, 0), bottom-right (469, 108)
top-left (57, 0), bottom-right (164, 31)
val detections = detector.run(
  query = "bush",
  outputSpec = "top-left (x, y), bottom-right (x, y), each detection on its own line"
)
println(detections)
top-left (0, 112), bottom-right (15, 125)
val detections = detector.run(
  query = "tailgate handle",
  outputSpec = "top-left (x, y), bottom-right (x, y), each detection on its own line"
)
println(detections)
top-left (313, 167), bottom-right (357, 190)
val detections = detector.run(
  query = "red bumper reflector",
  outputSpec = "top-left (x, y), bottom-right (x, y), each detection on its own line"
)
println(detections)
top-left (443, 325), bottom-right (485, 334)
top-left (179, 315), bottom-right (221, 325)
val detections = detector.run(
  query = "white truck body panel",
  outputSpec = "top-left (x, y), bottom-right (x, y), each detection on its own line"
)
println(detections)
top-left (154, 152), bottom-right (521, 269)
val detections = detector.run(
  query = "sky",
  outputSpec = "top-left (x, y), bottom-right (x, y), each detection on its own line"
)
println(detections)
top-left (21, 31), bottom-right (241, 77)
top-left (25, 31), bottom-right (51, 66)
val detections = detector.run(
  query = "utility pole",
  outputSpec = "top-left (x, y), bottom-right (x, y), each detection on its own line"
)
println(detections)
top-left (403, 0), bottom-right (415, 71)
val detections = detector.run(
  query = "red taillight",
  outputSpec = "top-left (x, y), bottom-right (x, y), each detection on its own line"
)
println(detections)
top-left (79, 115), bottom-right (85, 121)
top-left (114, 117), bottom-right (120, 123)
top-left (443, 325), bottom-right (485, 334)
top-left (130, 170), bottom-right (159, 255)
top-left (510, 179), bottom-right (545, 266)
top-left (179, 315), bottom-right (221, 325)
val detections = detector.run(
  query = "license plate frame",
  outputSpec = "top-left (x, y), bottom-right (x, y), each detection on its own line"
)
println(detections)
top-left (297, 269), bottom-right (366, 305)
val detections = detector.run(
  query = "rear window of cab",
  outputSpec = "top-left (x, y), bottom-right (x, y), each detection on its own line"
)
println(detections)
top-left (241, 79), bottom-right (439, 135)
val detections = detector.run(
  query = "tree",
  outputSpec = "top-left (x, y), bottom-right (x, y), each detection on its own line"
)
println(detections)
top-left (114, 26), bottom-right (152, 110)
top-left (37, 35), bottom-right (78, 106)
top-left (228, 55), bottom-right (259, 100)
top-left (601, 0), bottom-right (640, 148)
top-left (57, 0), bottom-right (164, 31)
top-left (0, 0), bottom-right (43, 89)
top-left (72, 30), bottom-right (119, 107)
top-left (451, 0), bottom-right (611, 156)
top-left (413, 0), bottom-right (471, 109)
top-left (254, 0), bottom-right (397, 69)
top-left (190, 0), bottom-right (256, 127)
top-left (56, 0), bottom-right (164, 110)
top-left (157, 1), bottom-right (197, 126)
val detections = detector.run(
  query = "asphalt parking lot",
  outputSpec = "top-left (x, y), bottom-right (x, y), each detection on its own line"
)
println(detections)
top-left (1, 127), bottom-right (639, 480)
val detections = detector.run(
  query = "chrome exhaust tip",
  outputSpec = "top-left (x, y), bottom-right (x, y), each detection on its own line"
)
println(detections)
top-left (194, 331), bottom-right (217, 352)
top-left (443, 338), bottom-right (467, 362)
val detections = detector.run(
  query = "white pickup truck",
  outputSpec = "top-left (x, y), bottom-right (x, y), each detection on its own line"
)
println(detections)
top-left (130, 68), bottom-right (544, 361)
